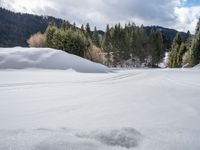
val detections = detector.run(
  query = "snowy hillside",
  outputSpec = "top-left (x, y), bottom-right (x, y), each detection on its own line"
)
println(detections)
top-left (0, 47), bottom-right (110, 73)
top-left (193, 64), bottom-right (200, 69)
top-left (0, 68), bottom-right (200, 150)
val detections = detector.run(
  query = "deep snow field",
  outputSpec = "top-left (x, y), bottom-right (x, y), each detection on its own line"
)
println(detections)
top-left (0, 48), bottom-right (200, 150)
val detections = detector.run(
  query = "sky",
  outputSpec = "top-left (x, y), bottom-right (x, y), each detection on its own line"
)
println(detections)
top-left (0, 0), bottom-right (200, 33)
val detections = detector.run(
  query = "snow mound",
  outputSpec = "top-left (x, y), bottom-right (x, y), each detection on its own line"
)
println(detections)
top-left (0, 47), bottom-right (110, 73)
top-left (193, 64), bottom-right (200, 69)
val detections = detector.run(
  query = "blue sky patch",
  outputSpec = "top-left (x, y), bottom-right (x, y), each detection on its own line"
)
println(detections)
top-left (182, 0), bottom-right (200, 7)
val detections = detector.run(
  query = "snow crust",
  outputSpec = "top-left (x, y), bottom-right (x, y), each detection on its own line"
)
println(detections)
top-left (0, 47), bottom-right (110, 73)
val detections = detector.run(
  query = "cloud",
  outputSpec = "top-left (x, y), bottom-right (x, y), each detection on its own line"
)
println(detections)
top-left (174, 6), bottom-right (200, 33)
top-left (1, 0), bottom-right (200, 33)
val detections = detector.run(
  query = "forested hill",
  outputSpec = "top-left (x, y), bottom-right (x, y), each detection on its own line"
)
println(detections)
top-left (0, 7), bottom-right (187, 48)
top-left (144, 26), bottom-right (188, 51)
top-left (0, 7), bottom-right (64, 47)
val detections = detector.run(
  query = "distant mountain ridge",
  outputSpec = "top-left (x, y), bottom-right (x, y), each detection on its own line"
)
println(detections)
top-left (144, 26), bottom-right (188, 50)
top-left (0, 7), bottom-right (187, 48)
top-left (0, 7), bottom-right (64, 47)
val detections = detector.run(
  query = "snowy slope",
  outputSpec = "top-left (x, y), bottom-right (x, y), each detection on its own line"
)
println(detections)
top-left (0, 47), bottom-right (110, 73)
top-left (193, 64), bottom-right (200, 69)
top-left (0, 68), bottom-right (200, 150)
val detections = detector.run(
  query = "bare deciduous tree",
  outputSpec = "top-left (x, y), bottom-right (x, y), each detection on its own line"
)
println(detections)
top-left (27, 32), bottom-right (46, 47)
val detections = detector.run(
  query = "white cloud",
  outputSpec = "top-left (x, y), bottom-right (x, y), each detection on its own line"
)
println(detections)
top-left (1, 0), bottom-right (200, 33)
top-left (174, 6), bottom-right (200, 33)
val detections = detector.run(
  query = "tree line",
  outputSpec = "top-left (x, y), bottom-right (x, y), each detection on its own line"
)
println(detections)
top-left (102, 23), bottom-right (164, 67)
top-left (29, 22), bottom-right (166, 67)
top-left (28, 20), bottom-right (200, 68)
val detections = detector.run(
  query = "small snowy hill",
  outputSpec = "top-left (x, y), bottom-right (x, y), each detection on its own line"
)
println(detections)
top-left (193, 64), bottom-right (200, 69)
top-left (0, 47), bottom-right (110, 73)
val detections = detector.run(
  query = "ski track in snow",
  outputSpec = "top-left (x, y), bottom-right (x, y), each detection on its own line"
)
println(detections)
top-left (0, 69), bottom-right (200, 150)
top-left (0, 72), bottom-right (140, 89)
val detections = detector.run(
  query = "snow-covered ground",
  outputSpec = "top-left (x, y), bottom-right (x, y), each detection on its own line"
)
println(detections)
top-left (0, 48), bottom-right (200, 150)
top-left (0, 69), bottom-right (200, 150)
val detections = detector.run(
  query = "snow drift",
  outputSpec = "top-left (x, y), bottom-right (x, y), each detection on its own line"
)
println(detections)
top-left (193, 64), bottom-right (200, 69)
top-left (0, 47), bottom-right (110, 73)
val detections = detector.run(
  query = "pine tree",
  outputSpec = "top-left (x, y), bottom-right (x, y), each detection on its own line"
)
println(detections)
top-left (62, 21), bottom-right (69, 31)
top-left (149, 29), bottom-right (164, 67)
top-left (134, 26), bottom-right (148, 63)
top-left (45, 26), bottom-right (57, 47)
top-left (177, 43), bottom-right (187, 67)
top-left (190, 19), bottom-right (200, 66)
top-left (85, 23), bottom-right (91, 38)
top-left (184, 30), bottom-right (192, 49)
top-left (102, 24), bottom-right (112, 66)
top-left (168, 32), bottom-right (182, 68)
top-left (81, 24), bottom-right (84, 32)
top-left (92, 26), bottom-right (100, 47)
top-left (73, 22), bottom-right (76, 30)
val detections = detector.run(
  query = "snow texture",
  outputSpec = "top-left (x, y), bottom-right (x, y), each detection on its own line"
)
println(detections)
top-left (0, 47), bottom-right (110, 73)
top-left (77, 128), bottom-right (142, 148)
